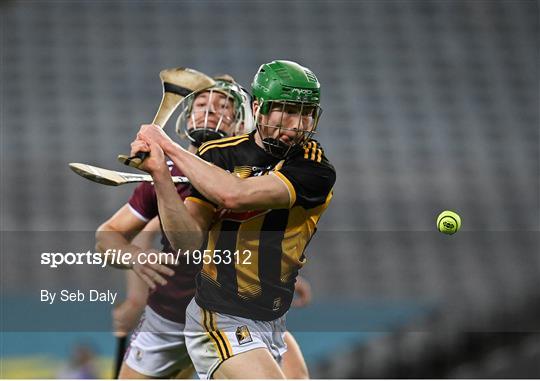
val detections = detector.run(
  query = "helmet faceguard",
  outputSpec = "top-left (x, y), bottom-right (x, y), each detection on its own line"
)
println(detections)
top-left (251, 60), bottom-right (322, 158)
top-left (175, 77), bottom-right (251, 147)
top-left (254, 100), bottom-right (322, 158)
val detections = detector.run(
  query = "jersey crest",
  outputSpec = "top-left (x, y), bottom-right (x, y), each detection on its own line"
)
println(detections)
top-left (232, 165), bottom-right (274, 178)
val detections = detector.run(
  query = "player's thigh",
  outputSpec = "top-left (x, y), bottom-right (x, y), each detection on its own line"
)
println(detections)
top-left (119, 362), bottom-right (152, 379)
top-left (281, 331), bottom-right (309, 379)
top-left (120, 359), bottom-right (193, 380)
top-left (125, 306), bottom-right (192, 378)
top-left (213, 347), bottom-right (285, 379)
top-left (184, 299), bottom-right (288, 379)
top-left (173, 364), bottom-right (195, 379)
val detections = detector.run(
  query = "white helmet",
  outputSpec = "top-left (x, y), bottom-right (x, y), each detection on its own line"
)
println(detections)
top-left (175, 75), bottom-right (253, 147)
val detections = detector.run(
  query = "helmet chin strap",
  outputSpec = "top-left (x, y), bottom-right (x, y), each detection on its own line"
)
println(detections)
top-left (261, 137), bottom-right (304, 159)
top-left (256, 106), bottom-right (297, 158)
top-left (187, 129), bottom-right (227, 147)
top-left (262, 138), bottom-right (289, 158)
top-left (185, 105), bottom-right (230, 147)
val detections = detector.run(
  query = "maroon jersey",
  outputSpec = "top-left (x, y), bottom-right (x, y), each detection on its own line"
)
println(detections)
top-left (128, 162), bottom-right (200, 323)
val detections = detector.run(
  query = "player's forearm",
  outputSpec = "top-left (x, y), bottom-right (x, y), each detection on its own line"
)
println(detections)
top-left (163, 140), bottom-right (244, 208)
top-left (125, 270), bottom-right (149, 305)
top-left (130, 233), bottom-right (155, 252)
top-left (151, 169), bottom-right (204, 251)
top-left (95, 228), bottom-right (141, 270)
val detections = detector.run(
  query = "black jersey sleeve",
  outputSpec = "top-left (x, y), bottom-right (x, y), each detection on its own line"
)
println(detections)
top-left (274, 142), bottom-right (336, 209)
top-left (185, 145), bottom-right (223, 211)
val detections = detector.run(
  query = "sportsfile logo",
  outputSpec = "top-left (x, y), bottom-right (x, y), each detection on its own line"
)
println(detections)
top-left (40, 249), bottom-right (184, 268)
top-left (40, 249), bottom-right (253, 268)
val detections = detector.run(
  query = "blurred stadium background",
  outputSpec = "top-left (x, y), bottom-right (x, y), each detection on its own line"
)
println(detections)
top-left (1, 0), bottom-right (538, 378)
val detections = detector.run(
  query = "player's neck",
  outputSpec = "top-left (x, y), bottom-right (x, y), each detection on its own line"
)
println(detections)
top-left (253, 132), bottom-right (266, 150)
top-left (188, 144), bottom-right (198, 154)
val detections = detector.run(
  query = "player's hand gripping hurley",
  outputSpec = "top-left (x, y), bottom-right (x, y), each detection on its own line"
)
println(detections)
top-left (118, 67), bottom-right (215, 168)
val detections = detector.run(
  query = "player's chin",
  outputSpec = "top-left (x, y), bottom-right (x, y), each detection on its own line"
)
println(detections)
top-left (193, 118), bottom-right (221, 129)
top-left (279, 137), bottom-right (294, 146)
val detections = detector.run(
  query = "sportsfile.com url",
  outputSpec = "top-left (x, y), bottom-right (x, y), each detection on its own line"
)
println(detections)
top-left (40, 250), bottom-right (183, 269)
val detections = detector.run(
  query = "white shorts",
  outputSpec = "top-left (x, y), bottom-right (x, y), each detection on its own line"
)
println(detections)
top-left (184, 298), bottom-right (288, 379)
top-left (124, 306), bottom-right (192, 378)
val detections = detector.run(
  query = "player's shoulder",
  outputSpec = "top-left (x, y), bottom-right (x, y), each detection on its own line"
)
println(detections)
top-left (197, 134), bottom-right (251, 157)
top-left (293, 139), bottom-right (335, 172)
top-left (279, 139), bottom-right (336, 191)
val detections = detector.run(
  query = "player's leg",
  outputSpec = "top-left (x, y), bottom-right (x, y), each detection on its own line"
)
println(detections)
top-left (118, 363), bottom-right (152, 379)
top-left (280, 331), bottom-right (309, 379)
top-left (113, 270), bottom-right (148, 378)
top-left (173, 364), bottom-right (195, 379)
top-left (119, 360), bottom-right (195, 379)
top-left (122, 306), bottom-right (193, 379)
top-left (212, 348), bottom-right (285, 379)
top-left (119, 362), bottom-right (195, 379)
top-left (184, 299), bottom-right (287, 379)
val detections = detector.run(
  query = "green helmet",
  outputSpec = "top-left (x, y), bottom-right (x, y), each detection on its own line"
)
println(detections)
top-left (252, 60), bottom-right (321, 114)
top-left (251, 60), bottom-right (322, 158)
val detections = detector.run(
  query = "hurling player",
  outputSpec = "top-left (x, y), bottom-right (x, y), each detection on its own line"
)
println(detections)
top-left (132, 60), bottom-right (335, 379)
top-left (97, 75), bottom-right (310, 379)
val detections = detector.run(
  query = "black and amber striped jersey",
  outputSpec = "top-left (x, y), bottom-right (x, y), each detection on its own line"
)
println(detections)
top-left (187, 131), bottom-right (335, 321)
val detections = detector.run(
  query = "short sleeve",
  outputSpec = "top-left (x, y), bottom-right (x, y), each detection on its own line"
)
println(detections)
top-left (273, 145), bottom-right (336, 209)
top-left (128, 164), bottom-right (192, 221)
top-left (128, 182), bottom-right (158, 222)
top-left (185, 146), bottom-right (221, 212)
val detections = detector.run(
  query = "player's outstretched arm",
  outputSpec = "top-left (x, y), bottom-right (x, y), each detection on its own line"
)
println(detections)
top-left (128, 216), bottom-right (176, 288)
top-left (130, 133), bottom-right (213, 251)
top-left (134, 124), bottom-right (291, 210)
top-left (96, 206), bottom-right (174, 289)
top-left (166, 147), bottom-right (291, 210)
top-left (95, 204), bottom-right (149, 269)
top-left (112, 216), bottom-right (161, 337)
top-left (112, 270), bottom-right (147, 337)
top-left (130, 215), bottom-right (161, 251)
